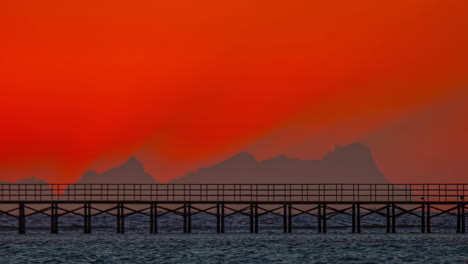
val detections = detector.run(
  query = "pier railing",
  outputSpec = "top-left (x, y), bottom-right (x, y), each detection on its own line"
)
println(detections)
top-left (0, 184), bottom-right (466, 202)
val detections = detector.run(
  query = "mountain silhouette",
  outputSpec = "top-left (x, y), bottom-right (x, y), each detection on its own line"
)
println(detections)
top-left (17, 176), bottom-right (50, 184)
top-left (1, 144), bottom-right (388, 185)
top-left (170, 143), bottom-right (389, 184)
top-left (0, 177), bottom-right (53, 196)
top-left (77, 157), bottom-right (157, 184)
top-left (0, 176), bottom-right (49, 185)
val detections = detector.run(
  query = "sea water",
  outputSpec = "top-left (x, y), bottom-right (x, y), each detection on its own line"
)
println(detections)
top-left (0, 213), bottom-right (467, 263)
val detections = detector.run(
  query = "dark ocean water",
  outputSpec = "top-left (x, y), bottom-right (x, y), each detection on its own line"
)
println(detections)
top-left (0, 213), bottom-right (467, 263)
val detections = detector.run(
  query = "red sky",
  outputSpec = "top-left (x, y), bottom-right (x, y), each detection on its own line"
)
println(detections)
top-left (1, 1), bottom-right (467, 183)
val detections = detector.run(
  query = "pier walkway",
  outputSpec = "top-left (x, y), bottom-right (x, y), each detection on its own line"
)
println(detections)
top-left (0, 184), bottom-right (466, 234)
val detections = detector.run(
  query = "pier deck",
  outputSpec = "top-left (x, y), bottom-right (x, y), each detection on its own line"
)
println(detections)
top-left (0, 184), bottom-right (466, 234)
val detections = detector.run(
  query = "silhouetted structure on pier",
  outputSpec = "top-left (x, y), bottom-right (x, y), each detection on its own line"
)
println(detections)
top-left (0, 184), bottom-right (466, 234)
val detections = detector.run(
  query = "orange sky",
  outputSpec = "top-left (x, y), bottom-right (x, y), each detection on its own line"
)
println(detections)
top-left (1, 1), bottom-right (467, 183)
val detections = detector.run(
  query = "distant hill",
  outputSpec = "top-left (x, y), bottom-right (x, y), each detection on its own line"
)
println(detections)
top-left (0, 176), bottom-right (49, 185)
top-left (1, 158), bottom-right (157, 186)
top-left (77, 157), bottom-right (157, 184)
top-left (0, 177), bottom-right (53, 196)
top-left (170, 143), bottom-right (389, 184)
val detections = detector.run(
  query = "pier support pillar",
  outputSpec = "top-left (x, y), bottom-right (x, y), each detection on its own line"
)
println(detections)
top-left (462, 203), bottom-right (466, 234)
top-left (322, 203), bottom-right (327, 233)
top-left (254, 203), bottom-right (259, 233)
top-left (391, 203), bottom-right (396, 233)
top-left (287, 204), bottom-right (292, 233)
top-left (426, 203), bottom-right (431, 233)
top-left (250, 204), bottom-right (254, 233)
top-left (356, 203), bottom-right (361, 233)
top-left (150, 202), bottom-right (158, 234)
top-left (221, 203), bottom-right (225, 233)
top-left (386, 203), bottom-right (391, 233)
top-left (187, 203), bottom-right (192, 233)
top-left (84, 202), bottom-right (91, 234)
top-left (216, 203), bottom-right (221, 233)
top-left (352, 203), bottom-right (356, 233)
top-left (183, 203), bottom-right (187, 233)
top-left (117, 202), bottom-right (125, 234)
top-left (457, 203), bottom-right (461, 233)
top-left (51, 202), bottom-right (58, 234)
top-left (318, 203), bottom-right (322, 233)
top-left (421, 203), bottom-right (426, 233)
top-left (18, 202), bottom-right (25, 234)
top-left (283, 204), bottom-right (288, 233)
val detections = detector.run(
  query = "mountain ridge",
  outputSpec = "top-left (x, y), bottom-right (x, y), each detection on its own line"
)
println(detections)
top-left (77, 157), bottom-right (157, 184)
top-left (0, 143), bottom-right (389, 184)
top-left (170, 142), bottom-right (389, 184)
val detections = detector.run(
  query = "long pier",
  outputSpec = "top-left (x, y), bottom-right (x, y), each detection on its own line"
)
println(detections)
top-left (0, 184), bottom-right (467, 234)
